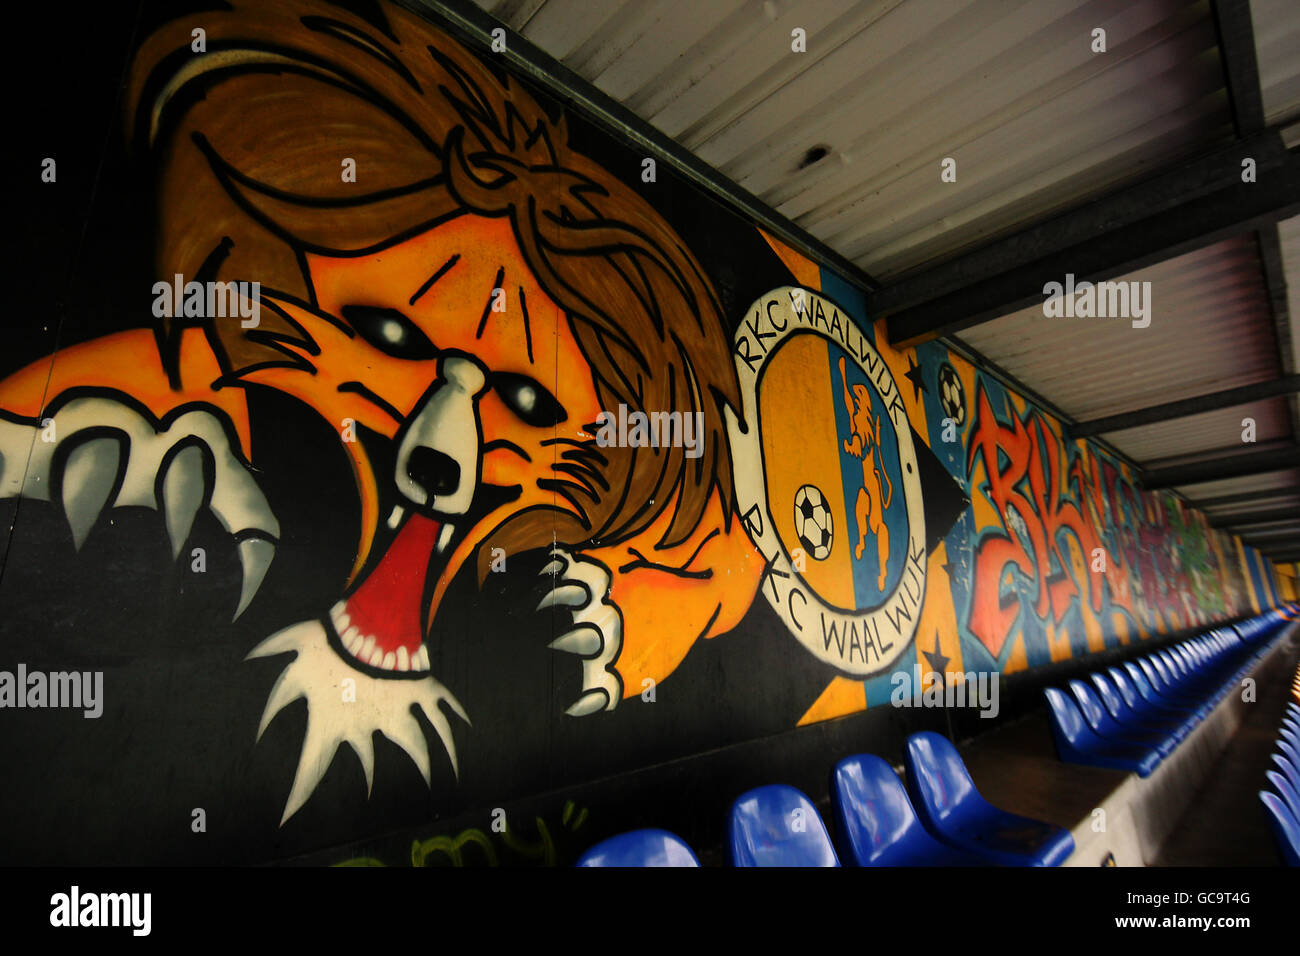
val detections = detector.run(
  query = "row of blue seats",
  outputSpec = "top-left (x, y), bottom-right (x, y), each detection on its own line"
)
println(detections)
top-left (577, 731), bottom-right (1074, 867)
top-left (1258, 662), bottom-right (1300, 866)
top-left (1043, 607), bottom-right (1297, 777)
top-left (578, 607), bottom-right (1295, 867)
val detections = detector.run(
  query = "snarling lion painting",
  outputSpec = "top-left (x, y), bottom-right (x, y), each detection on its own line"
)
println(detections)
top-left (0, 0), bottom-right (764, 823)
top-left (3, 1), bottom-right (1276, 862)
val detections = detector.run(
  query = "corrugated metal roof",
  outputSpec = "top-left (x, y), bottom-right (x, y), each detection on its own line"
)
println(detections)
top-left (476, 0), bottom-right (1233, 278)
top-left (1175, 468), bottom-right (1300, 499)
top-left (1200, 494), bottom-right (1300, 516)
top-left (473, 0), bottom-right (1297, 509)
top-left (955, 236), bottom-right (1280, 427)
top-left (1105, 397), bottom-right (1291, 461)
top-left (1251, 0), bottom-right (1300, 126)
top-left (1278, 212), bottom-right (1300, 374)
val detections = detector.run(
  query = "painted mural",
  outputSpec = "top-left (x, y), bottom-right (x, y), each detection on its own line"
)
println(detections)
top-left (0, 0), bottom-right (1285, 860)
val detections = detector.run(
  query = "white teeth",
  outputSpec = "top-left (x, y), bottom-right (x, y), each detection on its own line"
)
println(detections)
top-left (436, 523), bottom-right (455, 554)
top-left (359, 635), bottom-right (376, 661)
top-left (330, 601), bottom-right (346, 618)
top-left (387, 505), bottom-right (405, 530)
top-left (367, 645), bottom-right (385, 668)
top-left (412, 646), bottom-right (430, 672)
top-left (381, 651), bottom-right (397, 670)
top-left (343, 626), bottom-right (362, 654)
top-left (396, 646), bottom-right (410, 671)
top-left (335, 612), bottom-right (350, 633)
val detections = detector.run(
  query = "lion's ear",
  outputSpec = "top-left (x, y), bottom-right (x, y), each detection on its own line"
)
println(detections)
top-left (215, 291), bottom-right (331, 381)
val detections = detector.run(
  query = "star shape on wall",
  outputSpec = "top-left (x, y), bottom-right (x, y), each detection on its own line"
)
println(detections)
top-left (904, 355), bottom-right (928, 403)
top-left (922, 634), bottom-right (951, 680)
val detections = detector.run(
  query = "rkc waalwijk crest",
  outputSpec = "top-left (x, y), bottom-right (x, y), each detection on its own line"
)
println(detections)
top-left (727, 287), bottom-right (927, 675)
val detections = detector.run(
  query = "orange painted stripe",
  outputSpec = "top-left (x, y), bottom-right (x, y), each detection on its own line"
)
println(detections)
top-left (758, 333), bottom-right (855, 609)
top-left (798, 677), bottom-right (867, 726)
top-left (759, 229), bottom-right (823, 292)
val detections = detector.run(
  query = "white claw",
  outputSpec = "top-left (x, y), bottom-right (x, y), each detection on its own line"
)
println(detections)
top-left (537, 584), bottom-right (589, 611)
top-left (549, 628), bottom-right (602, 657)
top-left (565, 689), bottom-right (609, 717)
top-left (61, 437), bottom-right (122, 551)
top-left (234, 537), bottom-right (276, 621)
top-left (436, 522), bottom-right (454, 554)
top-left (245, 619), bottom-right (468, 825)
top-left (161, 443), bottom-right (205, 559)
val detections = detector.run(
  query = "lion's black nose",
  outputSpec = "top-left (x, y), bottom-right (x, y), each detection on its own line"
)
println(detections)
top-left (406, 446), bottom-right (460, 499)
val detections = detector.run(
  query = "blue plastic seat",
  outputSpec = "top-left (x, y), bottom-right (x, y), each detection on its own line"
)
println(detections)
top-left (1281, 741), bottom-right (1300, 771)
top-left (831, 754), bottom-right (984, 866)
top-left (1088, 672), bottom-right (1189, 740)
top-left (729, 784), bottom-right (840, 866)
top-left (1108, 667), bottom-right (1193, 725)
top-left (1266, 771), bottom-right (1300, 819)
top-left (1276, 752), bottom-right (1300, 793)
top-left (1044, 687), bottom-right (1161, 777)
top-left (1259, 791), bottom-right (1300, 867)
top-left (576, 828), bottom-right (700, 867)
top-left (1131, 660), bottom-right (1205, 715)
top-left (1067, 679), bottom-right (1178, 756)
top-left (1093, 671), bottom-right (1194, 740)
top-left (903, 731), bottom-right (1074, 866)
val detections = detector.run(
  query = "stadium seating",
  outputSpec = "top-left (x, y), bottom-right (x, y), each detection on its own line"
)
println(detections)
top-left (1261, 653), bottom-right (1300, 867)
top-left (1272, 754), bottom-right (1300, 794)
top-left (1046, 609), bottom-right (1295, 777)
top-left (1088, 672), bottom-right (1193, 741)
top-left (575, 605), bottom-right (1297, 867)
top-left (728, 784), bottom-right (840, 867)
top-left (1067, 679), bottom-right (1179, 757)
top-left (831, 754), bottom-right (984, 866)
top-left (903, 731), bottom-right (1074, 866)
top-left (1043, 687), bottom-right (1162, 776)
top-left (1260, 793), bottom-right (1300, 867)
top-left (575, 828), bottom-right (701, 867)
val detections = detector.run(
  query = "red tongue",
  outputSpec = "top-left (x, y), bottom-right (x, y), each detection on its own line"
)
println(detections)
top-left (344, 512), bottom-right (441, 659)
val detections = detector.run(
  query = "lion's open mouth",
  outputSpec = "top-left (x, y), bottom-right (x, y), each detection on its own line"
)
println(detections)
top-left (325, 423), bottom-right (522, 675)
top-left (328, 510), bottom-right (448, 672)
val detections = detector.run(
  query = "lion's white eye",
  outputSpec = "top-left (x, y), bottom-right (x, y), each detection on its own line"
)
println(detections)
top-left (340, 305), bottom-right (437, 360)
top-left (516, 385), bottom-right (536, 414)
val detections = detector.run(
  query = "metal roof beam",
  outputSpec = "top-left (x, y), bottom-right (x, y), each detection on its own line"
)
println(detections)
top-left (1191, 488), bottom-right (1300, 510)
top-left (1212, 511), bottom-right (1300, 530)
top-left (1210, 0), bottom-right (1267, 137)
top-left (1239, 523), bottom-right (1300, 538)
top-left (1142, 445), bottom-right (1300, 489)
top-left (1068, 375), bottom-right (1300, 437)
top-left (1257, 223), bottom-right (1300, 444)
top-left (1242, 538), bottom-right (1300, 554)
top-left (878, 130), bottom-right (1300, 348)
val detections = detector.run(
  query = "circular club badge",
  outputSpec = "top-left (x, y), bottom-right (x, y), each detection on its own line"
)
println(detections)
top-left (725, 286), bottom-right (926, 675)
